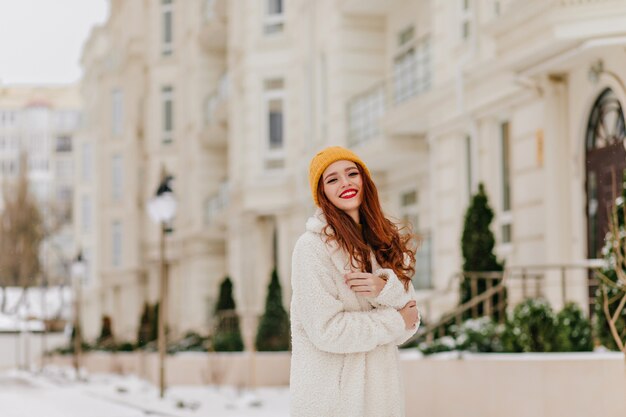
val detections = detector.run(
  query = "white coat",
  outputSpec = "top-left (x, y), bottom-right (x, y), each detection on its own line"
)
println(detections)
top-left (289, 209), bottom-right (419, 417)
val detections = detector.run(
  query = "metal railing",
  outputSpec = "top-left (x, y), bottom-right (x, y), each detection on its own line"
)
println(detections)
top-left (409, 261), bottom-right (607, 345)
top-left (346, 36), bottom-right (432, 146)
top-left (558, 0), bottom-right (613, 5)
top-left (205, 72), bottom-right (229, 125)
top-left (204, 180), bottom-right (230, 226)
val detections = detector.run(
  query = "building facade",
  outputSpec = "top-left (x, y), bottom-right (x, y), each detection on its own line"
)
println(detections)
top-left (226, 0), bottom-right (626, 324)
top-left (79, 0), bottom-right (228, 340)
top-left (81, 0), bottom-right (626, 342)
top-left (0, 85), bottom-right (80, 288)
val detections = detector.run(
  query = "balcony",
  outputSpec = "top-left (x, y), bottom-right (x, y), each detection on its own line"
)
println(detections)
top-left (346, 81), bottom-right (428, 171)
top-left (199, 118), bottom-right (226, 149)
top-left (199, 0), bottom-right (227, 53)
top-left (339, 0), bottom-right (399, 15)
top-left (204, 180), bottom-right (229, 236)
top-left (346, 38), bottom-right (432, 170)
top-left (200, 73), bottom-right (229, 149)
top-left (483, 0), bottom-right (626, 70)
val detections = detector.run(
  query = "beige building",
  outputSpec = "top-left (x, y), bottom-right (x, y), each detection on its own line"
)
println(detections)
top-left (81, 0), bottom-right (626, 341)
top-left (0, 85), bottom-right (80, 287)
top-left (226, 0), bottom-right (626, 324)
top-left (79, 0), bottom-right (228, 340)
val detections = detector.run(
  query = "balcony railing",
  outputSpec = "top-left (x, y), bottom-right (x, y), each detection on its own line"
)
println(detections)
top-left (347, 82), bottom-right (386, 146)
top-left (199, 0), bottom-right (227, 52)
top-left (205, 72), bottom-right (229, 125)
top-left (558, 0), bottom-right (613, 5)
top-left (347, 36), bottom-right (432, 146)
top-left (204, 180), bottom-right (230, 226)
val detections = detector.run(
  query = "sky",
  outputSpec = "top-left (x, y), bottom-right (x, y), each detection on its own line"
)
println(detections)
top-left (0, 0), bottom-right (109, 85)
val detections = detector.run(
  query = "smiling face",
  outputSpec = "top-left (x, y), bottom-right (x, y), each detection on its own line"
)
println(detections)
top-left (321, 160), bottom-right (363, 223)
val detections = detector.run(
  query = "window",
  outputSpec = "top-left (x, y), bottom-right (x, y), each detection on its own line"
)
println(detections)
top-left (500, 121), bottom-right (512, 244)
top-left (81, 195), bottom-right (92, 233)
top-left (414, 232), bottom-right (433, 290)
top-left (501, 223), bottom-right (512, 244)
top-left (319, 53), bottom-right (328, 140)
top-left (494, 0), bottom-right (501, 15)
top-left (268, 99), bottom-right (283, 149)
top-left (111, 154), bottom-right (123, 201)
top-left (162, 86), bottom-right (174, 144)
top-left (400, 190), bottom-right (419, 235)
top-left (55, 111), bottom-right (80, 131)
top-left (162, 0), bottom-right (174, 55)
top-left (263, 79), bottom-right (285, 170)
top-left (205, 0), bottom-right (215, 20)
top-left (112, 89), bottom-right (123, 136)
top-left (55, 159), bottom-right (73, 182)
top-left (393, 26), bottom-right (431, 104)
top-left (465, 135), bottom-right (474, 201)
top-left (347, 84), bottom-right (385, 146)
top-left (112, 221), bottom-right (122, 267)
top-left (264, 0), bottom-right (284, 35)
top-left (82, 142), bottom-right (93, 182)
top-left (460, 0), bottom-right (473, 41)
top-left (57, 186), bottom-right (73, 222)
top-left (82, 248), bottom-right (92, 285)
top-left (56, 135), bottom-right (72, 152)
top-left (398, 26), bottom-right (414, 48)
top-left (399, 189), bottom-right (432, 289)
top-left (501, 122), bottom-right (511, 211)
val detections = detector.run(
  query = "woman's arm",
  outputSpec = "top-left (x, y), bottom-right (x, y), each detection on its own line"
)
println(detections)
top-left (291, 234), bottom-right (408, 354)
top-left (370, 268), bottom-right (414, 309)
top-left (392, 283), bottom-right (420, 345)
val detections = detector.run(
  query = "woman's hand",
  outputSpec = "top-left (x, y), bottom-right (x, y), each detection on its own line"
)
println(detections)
top-left (344, 272), bottom-right (387, 297)
top-left (398, 300), bottom-right (419, 330)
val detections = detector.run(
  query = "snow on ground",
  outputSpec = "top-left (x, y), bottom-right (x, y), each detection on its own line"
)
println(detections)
top-left (1, 367), bottom-right (290, 417)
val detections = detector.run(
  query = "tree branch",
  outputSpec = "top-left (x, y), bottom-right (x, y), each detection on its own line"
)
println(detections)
top-left (602, 285), bottom-right (625, 352)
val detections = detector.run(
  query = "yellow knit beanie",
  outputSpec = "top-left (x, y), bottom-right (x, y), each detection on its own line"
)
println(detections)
top-left (309, 146), bottom-right (371, 206)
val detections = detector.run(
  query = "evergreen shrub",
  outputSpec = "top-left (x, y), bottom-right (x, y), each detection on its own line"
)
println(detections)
top-left (212, 276), bottom-right (244, 352)
top-left (255, 268), bottom-right (291, 351)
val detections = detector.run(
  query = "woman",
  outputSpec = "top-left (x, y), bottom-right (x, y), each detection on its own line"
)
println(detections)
top-left (290, 146), bottom-right (420, 417)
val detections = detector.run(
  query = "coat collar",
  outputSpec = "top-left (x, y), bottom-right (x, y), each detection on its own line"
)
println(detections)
top-left (305, 209), bottom-right (380, 273)
top-left (305, 208), bottom-right (328, 234)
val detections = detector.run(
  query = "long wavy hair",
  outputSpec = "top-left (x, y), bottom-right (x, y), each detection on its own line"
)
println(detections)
top-left (317, 163), bottom-right (417, 291)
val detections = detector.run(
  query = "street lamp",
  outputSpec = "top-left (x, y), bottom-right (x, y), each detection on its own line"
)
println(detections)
top-left (147, 174), bottom-right (177, 398)
top-left (71, 251), bottom-right (86, 380)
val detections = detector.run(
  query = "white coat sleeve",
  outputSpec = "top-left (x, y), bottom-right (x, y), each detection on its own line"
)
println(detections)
top-left (372, 268), bottom-right (414, 309)
top-left (369, 268), bottom-right (420, 345)
top-left (393, 283), bottom-right (420, 345)
top-left (291, 235), bottom-right (407, 354)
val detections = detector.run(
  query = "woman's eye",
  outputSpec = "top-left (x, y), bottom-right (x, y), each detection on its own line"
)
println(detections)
top-left (349, 172), bottom-right (358, 177)
top-left (327, 178), bottom-right (337, 184)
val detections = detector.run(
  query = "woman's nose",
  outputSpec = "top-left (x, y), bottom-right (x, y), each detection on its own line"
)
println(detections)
top-left (339, 176), bottom-right (351, 187)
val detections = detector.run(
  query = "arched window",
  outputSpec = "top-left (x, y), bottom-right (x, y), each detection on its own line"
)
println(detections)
top-left (585, 88), bottom-right (626, 259)
top-left (585, 88), bottom-right (626, 151)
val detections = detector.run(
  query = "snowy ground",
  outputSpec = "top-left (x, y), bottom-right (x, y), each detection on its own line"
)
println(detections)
top-left (1, 367), bottom-right (290, 417)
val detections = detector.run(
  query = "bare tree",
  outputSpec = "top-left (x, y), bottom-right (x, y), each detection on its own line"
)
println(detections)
top-left (595, 171), bottom-right (626, 361)
top-left (0, 153), bottom-right (44, 312)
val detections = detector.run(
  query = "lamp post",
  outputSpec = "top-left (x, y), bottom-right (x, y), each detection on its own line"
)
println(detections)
top-left (147, 174), bottom-right (177, 398)
top-left (71, 251), bottom-right (86, 380)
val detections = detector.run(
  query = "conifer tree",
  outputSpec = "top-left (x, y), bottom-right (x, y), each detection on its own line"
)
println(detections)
top-left (212, 276), bottom-right (243, 351)
top-left (255, 268), bottom-right (290, 351)
top-left (137, 303), bottom-right (155, 347)
top-left (460, 183), bottom-right (505, 318)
